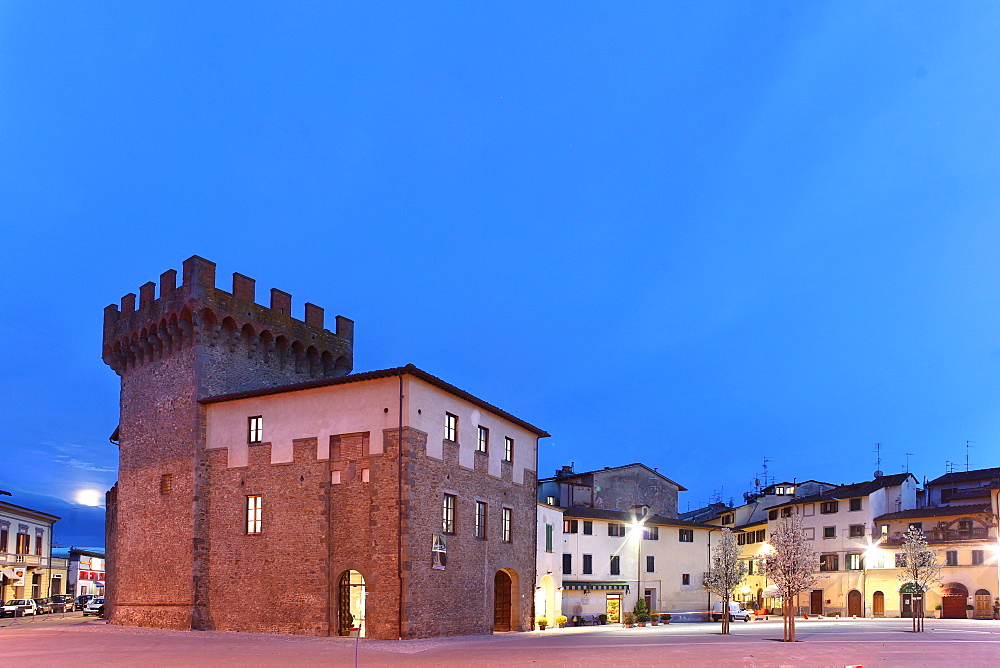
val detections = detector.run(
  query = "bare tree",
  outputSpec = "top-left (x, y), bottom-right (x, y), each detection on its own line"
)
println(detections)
top-left (703, 528), bottom-right (747, 635)
top-left (897, 525), bottom-right (942, 632)
top-left (757, 515), bottom-right (817, 642)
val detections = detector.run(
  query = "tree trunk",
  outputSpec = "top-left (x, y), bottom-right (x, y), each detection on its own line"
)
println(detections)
top-left (721, 596), bottom-right (730, 635)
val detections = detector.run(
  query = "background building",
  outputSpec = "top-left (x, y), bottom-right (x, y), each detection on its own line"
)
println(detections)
top-left (0, 494), bottom-right (63, 600)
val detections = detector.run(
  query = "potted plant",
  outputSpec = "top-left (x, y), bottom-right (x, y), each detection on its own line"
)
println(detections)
top-left (537, 617), bottom-right (548, 631)
top-left (634, 599), bottom-right (650, 627)
top-left (649, 610), bottom-right (659, 626)
top-left (966, 604), bottom-right (974, 619)
top-left (556, 615), bottom-right (568, 628)
top-left (598, 613), bottom-right (608, 625)
top-left (661, 613), bottom-right (671, 624)
top-left (934, 604), bottom-right (942, 619)
top-left (624, 612), bottom-right (635, 628)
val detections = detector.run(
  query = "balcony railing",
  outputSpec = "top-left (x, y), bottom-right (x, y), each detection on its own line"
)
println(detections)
top-left (882, 527), bottom-right (989, 545)
top-left (0, 552), bottom-right (48, 567)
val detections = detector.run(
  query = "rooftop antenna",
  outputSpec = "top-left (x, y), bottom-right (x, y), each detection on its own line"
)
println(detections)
top-left (945, 460), bottom-right (954, 474)
top-left (758, 457), bottom-right (772, 490)
top-left (904, 453), bottom-right (914, 473)
top-left (965, 441), bottom-right (974, 471)
top-left (874, 442), bottom-right (883, 478)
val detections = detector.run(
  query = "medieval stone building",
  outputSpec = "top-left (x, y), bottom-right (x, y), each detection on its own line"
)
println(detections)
top-left (103, 256), bottom-right (545, 638)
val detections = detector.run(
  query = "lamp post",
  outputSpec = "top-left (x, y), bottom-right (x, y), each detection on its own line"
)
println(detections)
top-left (630, 519), bottom-right (645, 617)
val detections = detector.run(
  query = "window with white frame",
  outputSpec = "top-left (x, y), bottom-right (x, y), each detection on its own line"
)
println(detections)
top-left (246, 495), bottom-right (262, 534)
top-left (445, 413), bottom-right (458, 442)
top-left (477, 425), bottom-right (489, 453)
top-left (501, 507), bottom-right (512, 543)
top-left (248, 416), bottom-right (263, 444)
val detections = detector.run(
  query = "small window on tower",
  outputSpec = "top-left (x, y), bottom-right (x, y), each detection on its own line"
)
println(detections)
top-left (248, 416), bottom-right (263, 444)
top-left (160, 473), bottom-right (173, 494)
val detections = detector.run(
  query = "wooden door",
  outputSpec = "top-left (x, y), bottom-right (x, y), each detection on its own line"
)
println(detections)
top-left (338, 572), bottom-right (352, 636)
top-left (975, 590), bottom-right (991, 619)
top-left (847, 590), bottom-right (862, 617)
top-left (901, 593), bottom-right (913, 618)
top-left (493, 571), bottom-right (512, 632)
top-left (810, 590), bottom-right (823, 615)
top-left (942, 596), bottom-right (966, 619)
top-left (873, 591), bottom-right (885, 617)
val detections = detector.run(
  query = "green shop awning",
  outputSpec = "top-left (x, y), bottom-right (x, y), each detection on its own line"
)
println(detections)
top-left (900, 583), bottom-right (923, 593)
top-left (562, 581), bottom-right (630, 592)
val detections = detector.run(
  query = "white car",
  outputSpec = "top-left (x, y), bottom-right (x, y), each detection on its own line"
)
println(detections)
top-left (1, 599), bottom-right (38, 617)
top-left (711, 601), bottom-right (752, 622)
top-left (82, 598), bottom-right (105, 617)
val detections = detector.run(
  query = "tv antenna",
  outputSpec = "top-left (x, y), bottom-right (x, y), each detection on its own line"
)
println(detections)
top-left (874, 442), bottom-right (883, 477)
top-left (945, 460), bottom-right (955, 474)
top-left (904, 453), bottom-right (914, 473)
top-left (965, 441), bottom-right (974, 471)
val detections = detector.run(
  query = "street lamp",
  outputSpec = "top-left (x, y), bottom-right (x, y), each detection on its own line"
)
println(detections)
top-left (630, 520), bottom-right (645, 615)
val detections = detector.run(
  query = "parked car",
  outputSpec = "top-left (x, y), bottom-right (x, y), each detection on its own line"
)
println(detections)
top-left (711, 601), bottom-right (753, 622)
top-left (82, 598), bottom-right (105, 617)
top-left (1, 599), bottom-right (39, 617)
top-left (32, 598), bottom-right (54, 614)
top-left (48, 595), bottom-right (75, 613)
top-left (73, 595), bottom-right (94, 611)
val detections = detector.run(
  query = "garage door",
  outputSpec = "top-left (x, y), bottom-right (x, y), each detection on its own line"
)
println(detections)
top-left (942, 596), bottom-right (967, 619)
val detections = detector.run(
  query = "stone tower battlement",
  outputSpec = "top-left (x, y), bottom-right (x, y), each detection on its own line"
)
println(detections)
top-left (102, 255), bottom-right (353, 387)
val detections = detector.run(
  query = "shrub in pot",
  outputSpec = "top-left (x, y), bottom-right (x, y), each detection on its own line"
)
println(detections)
top-left (556, 615), bottom-right (568, 628)
top-left (624, 612), bottom-right (635, 628)
top-left (537, 617), bottom-right (548, 631)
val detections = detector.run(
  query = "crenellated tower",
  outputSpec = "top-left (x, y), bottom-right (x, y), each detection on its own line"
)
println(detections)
top-left (102, 255), bottom-right (354, 630)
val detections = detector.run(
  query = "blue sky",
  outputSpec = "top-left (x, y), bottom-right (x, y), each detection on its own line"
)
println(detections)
top-left (3, 2), bottom-right (1000, 546)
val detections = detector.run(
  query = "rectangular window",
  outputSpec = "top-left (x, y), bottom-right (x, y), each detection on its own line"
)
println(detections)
top-left (756, 529), bottom-right (766, 542)
top-left (610, 555), bottom-right (620, 576)
top-left (823, 526), bottom-right (836, 538)
top-left (442, 494), bottom-right (456, 534)
top-left (475, 501), bottom-right (487, 539)
top-left (946, 550), bottom-right (958, 566)
top-left (846, 553), bottom-right (863, 571)
top-left (768, 509), bottom-right (778, 520)
top-left (972, 550), bottom-right (984, 565)
top-left (563, 519), bottom-right (579, 534)
top-left (503, 436), bottom-right (514, 462)
top-left (849, 497), bottom-right (862, 511)
top-left (583, 554), bottom-right (593, 575)
top-left (583, 520), bottom-right (593, 535)
top-left (849, 524), bottom-right (865, 538)
top-left (160, 473), bottom-right (173, 494)
top-left (502, 508), bottom-right (512, 543)
top-left (608, 523), bottom-right (625, 537)
top-left (804, 527), bottom-right (816, 540)
top-left (545, 524), bottom-right (553, 553)
top-left (958, 520), bottom-right (973, 531)
top-left (819, 554), bottom-right (838, 571)
top-left (477, 426), bottom-right (489, 453)
top-left (0, 529), bottom-right (7, 553)
top-left (681, 573), bottom-right (691, 586)
top-left (246, 495), bottom-right (262, 534)
top-left (895, 553), bottom-right (907, 568)
top-left (721, 514), bottom-right (734, 525)
top-left (35, 535), bottom-right (42, 555)
top-left (15, 533), bottom-right (29, 555)
top-left (747, 559), bottom-right (754, 575)
top-left (908, 522), bottom-right (923, 532)
top-left (643, 525), bottom-right (659, 540)
top-left (820, 501), bottom-right (839, 514)
top-left (782, 507), bottom-right (793, 517)
top-left (562, 553), bottom-right (572, 575)
top-left (738, 532), bottom-right (746, 545)
top-left (646, 555), bottom-right (655, 573)
top-left (678, 528), bottom-right (694, 542)
top-left (546, 495), bottom-right (558, 505)
top-left (445, 413), bottom-right (458, 442)
top-left (248, 416), bottom-right (263, 444)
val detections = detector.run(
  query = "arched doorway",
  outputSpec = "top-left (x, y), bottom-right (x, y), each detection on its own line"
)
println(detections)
top-left (940, 582), bottom-right (969, 619)
top-left (872, 591), bottom-right (885, 617)
top-left (848, 590), bottom-right (863, 617)
top-left (536, 574), bottom-right (556, 624)
top-left (338, 570), bottom-right (366, 637)
top-left (494, 570), bottom-right (512, 632)
top-left (974, 589), bottom-right (991, 619)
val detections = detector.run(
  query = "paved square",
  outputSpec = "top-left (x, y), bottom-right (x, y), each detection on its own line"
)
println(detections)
top-left (3, 614), bottom-right (1000, 666)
